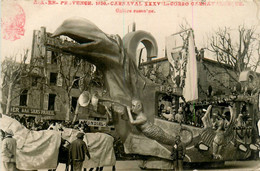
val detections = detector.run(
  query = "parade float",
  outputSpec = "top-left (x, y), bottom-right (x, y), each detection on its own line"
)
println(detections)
top-left (1, 17), bottom-right (259, 170)
top-left (50, 17), bottom-right (260, 169)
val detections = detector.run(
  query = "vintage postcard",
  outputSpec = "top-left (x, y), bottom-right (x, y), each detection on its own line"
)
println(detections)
top-left (1, 0), bottom-right (260, 170)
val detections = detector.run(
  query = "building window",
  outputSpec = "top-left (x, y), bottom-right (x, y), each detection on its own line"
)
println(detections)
top-left (74, 57), bottom-right (81, 67)
top-left (71, 97), bottom-right (78, 112)
top-left (51, 51), bottom-right (58, 64)
top-left (20, 90), bottom-right (28, 106)
top-left (32, 77), bottom-right (38, 86)
top-left (50, 73), bottom-right (58, 85)
top-left (72, 76), bottom-right (80, 89)
top-left (48, 94), bottom-right (56, 110)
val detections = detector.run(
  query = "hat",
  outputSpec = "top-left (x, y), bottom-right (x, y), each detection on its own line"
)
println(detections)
top-left (5, 129), bottom-right (13, 136)
top-left (76, 132), bottom-right (84, 138)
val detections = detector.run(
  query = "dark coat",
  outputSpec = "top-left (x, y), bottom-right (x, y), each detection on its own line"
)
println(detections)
top-left (70, 138), bottom-right (90, 162)
top-left (171, 142), bottom-right (185, 160)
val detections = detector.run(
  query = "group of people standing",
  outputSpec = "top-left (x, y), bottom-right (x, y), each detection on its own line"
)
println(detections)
top-left (1, 128), bottom-right (104, 171)
top-left (159, 98), bottom-right (205, 127)
top-left (1, 127), bottom-right (91, 171)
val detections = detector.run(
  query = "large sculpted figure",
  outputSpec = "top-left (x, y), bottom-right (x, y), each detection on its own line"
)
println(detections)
top-left (127, 99), bottom-right (175, 145)
top-left (52, 17), bottom-right (172, 147)
top-left (201, 105), bottom-right (235, 160)
top-left (52, 18), bottom-right (238, 164)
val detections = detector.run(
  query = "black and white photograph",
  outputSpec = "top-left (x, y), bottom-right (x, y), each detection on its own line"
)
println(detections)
top-left (1, 0), bottom-right (260, 170)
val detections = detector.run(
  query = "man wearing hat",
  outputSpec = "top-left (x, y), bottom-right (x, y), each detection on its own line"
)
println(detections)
top-left (1, 128), bottom-right (17, 171)
top-left (70, 132), bottom-right (91, 171)
top-left (171, 135), bottom-right (186, 171)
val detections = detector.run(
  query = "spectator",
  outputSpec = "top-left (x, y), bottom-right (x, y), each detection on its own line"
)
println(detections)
top-left (236, 114), bottom-right (245, 128)
top-left (158, 104), bottom-right (165, 117)
top-left (48, 122), bottom-right (58, 131)
top-left (195, 109), bottom-right (201, 127)
top-left (171, 135), bottom-right (186, 171)
top-left (175, 108), bottom-right (184, 124)
top-left (1, 129), bottom-right (17, 171)
top-left (162, 107), bottom-right (174, 121)
top-left (79, 124), bottom-right (85, 133)
top-left (20, 115), bottom-right (26, 125)
top-left (70, 132), bottom-right (91, 171)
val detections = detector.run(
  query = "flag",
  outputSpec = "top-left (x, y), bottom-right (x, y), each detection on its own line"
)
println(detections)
top-left (183, 30), bottom-right (198, 102)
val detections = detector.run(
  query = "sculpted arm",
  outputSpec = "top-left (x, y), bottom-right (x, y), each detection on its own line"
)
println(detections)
top-left (206, 105), bottom-right (212, 116)
top-left (227, 105), bottom-right (234, 127)
top-left (201, 105), bottom-right (212, 128)
top-left (162, 113), bottom-right (172, 120)
top-left (127, 106), bottom-right (147, 125)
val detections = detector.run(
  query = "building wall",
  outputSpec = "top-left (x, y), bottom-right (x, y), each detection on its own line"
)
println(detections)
top-left (197, 58), bottom-right (238, 100)
top-left (140, 56), bottom-right (239, 101)
top-left (7, 27), bottom-right (106, 122)
top-left (6, 27), bottom-right (248, 122)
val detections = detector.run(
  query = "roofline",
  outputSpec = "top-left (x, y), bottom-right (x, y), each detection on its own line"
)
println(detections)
top-left (201, 57), bottom-right (234, 69)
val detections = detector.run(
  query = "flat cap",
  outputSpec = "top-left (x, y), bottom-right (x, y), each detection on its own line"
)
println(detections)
top-left (76, 132), bottom-right (85, 138)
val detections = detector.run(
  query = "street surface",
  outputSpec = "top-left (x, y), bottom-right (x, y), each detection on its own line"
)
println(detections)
top-left (40, 160), bottom-right (260, 171)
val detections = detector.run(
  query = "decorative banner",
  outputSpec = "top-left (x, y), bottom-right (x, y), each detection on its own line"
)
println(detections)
top-left (86, 120), bottom-right (107, 127)
top-left (10, 106), bottom-right (55, 115)
top-left (183, 31), bottom-right (198, 102)
top-left (165, 31), bottom-right (189, 89)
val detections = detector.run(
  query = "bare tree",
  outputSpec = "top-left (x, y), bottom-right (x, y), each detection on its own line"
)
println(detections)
top-left (207, 26), bottom-right (260, 74)
top-left (1, 50), bottom-right (40, 114)
top-left (32, 32), bottom-right (104, 121)
top-left (37, 51), bottom-right (97, 121)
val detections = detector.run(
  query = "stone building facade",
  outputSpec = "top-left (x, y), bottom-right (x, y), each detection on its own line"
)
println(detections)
top-left (140, 55), bottom-right (239, 102)
top-left (197, 57), bottom-right (238, 100)
top-left (4, 27), bottom-right (113, 132)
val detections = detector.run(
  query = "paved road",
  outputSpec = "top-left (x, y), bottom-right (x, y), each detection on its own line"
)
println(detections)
top-left (41, 160), bottom-right (260, 171)
top-left (189, 160), bottom-right (260, 171)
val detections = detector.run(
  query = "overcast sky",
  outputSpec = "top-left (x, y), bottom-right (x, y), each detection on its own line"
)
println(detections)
top-left (1, 0), bottom-right (259, 65)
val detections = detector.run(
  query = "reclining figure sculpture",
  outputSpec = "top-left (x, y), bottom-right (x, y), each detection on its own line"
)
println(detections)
top-left (52, 17), bottom-right (176, 156)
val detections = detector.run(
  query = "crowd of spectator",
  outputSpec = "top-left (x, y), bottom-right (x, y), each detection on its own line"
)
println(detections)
top-left (8, 114), bottom-right (140, 161)
top-left (9, 114), bottom-right (91, 133)
top-left (158, 97), bottom-right (205, 127)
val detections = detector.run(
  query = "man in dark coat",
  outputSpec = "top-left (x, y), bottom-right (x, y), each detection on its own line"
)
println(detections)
top-left (171, 135), bottom-right (186, 171)
top-left (70, 132), bottom-right (91, 171)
